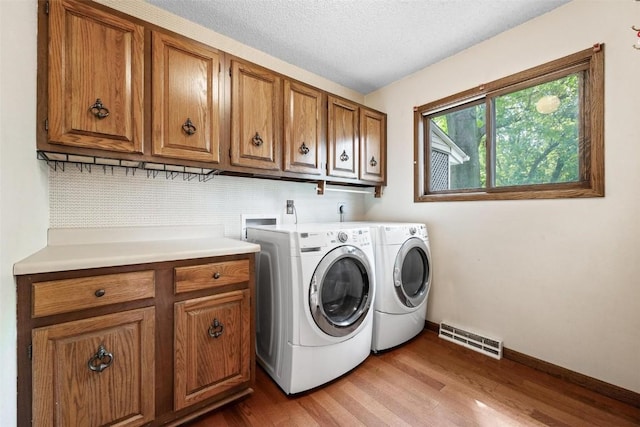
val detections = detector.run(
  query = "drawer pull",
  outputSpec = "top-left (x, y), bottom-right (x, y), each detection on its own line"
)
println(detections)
top-left (182, 118), bottom-right (197, 135)
top-left (94, 289), bottom-right (106, 297)
top-left (340, 150), bottom-right (349, 162)
top-left (208, 318), bottom-right (224, 338)
top-left (213, 272), bottom-right (221, 280)
top-left (89, 98), bottom-right (110, 119)
top-left (252, 132), bottom-right (264, 147)
top-left (88, 345), bottom-right (113, 373)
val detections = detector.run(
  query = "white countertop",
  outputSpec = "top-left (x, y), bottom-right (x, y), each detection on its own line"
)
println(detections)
top-left (13, 225), bottom-right (260, 275)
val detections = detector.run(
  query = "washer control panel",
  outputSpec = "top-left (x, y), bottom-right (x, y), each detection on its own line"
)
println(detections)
top-left (298, 227), bottom-right (372, 250)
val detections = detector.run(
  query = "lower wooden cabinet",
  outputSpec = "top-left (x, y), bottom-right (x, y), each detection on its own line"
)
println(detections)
top-left (17, 253), bottom-right (255, 426)
top-left (174, 290), bottom-right (251, 410)
top-left (32, 307), bottom-right (155, 427)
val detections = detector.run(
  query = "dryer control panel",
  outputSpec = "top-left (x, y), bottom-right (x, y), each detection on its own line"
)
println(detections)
top-left (382, 224), bottom-right (428, 245)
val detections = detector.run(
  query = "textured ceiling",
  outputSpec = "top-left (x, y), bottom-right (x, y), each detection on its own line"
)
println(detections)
top-left (146, 0), bottom-right (569, 94)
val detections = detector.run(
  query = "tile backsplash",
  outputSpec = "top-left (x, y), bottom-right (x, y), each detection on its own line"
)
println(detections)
top-left (49, 166), bottom-right (366, 238)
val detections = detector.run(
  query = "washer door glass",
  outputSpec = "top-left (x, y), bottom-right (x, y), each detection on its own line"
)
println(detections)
top-left (393, 238), bottom-right (431, 308)
top-left (309, 245), bottom-right (373, 337)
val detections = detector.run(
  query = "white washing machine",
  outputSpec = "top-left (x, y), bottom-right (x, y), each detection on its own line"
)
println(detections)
top-left (247, 223), bottom-right (375, 394)
top-left (365, 222), bottom-right (432, 352)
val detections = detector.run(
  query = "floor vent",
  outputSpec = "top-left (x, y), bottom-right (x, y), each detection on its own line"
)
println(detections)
top-left (439, 322), bottom-right (503, 360)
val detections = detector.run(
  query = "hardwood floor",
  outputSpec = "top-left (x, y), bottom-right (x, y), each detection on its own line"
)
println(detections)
top-left (189, 330), bottom-right (640, 426)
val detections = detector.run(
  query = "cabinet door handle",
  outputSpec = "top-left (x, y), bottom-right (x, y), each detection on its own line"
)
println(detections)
top-left (212, 272), bottom-right (221, 279)
top-left (340, 150), bottom-right (349, 162)
top-left (252, 132), bottom-right (264, 147)
top-left (89, 98), bottom-right (110, 119)
top-left (370, 156), bottom-right (377, 167)
top-left (208, 318), bottom-right (224, 338)
top-left (182, 118), bottom-right (197, 135)
top-left (94, 289), bottom-right (106, 298)
top-left (88, 344), bottom-right (113, 373)
top-left (299, 142), bottom-right (309, 155)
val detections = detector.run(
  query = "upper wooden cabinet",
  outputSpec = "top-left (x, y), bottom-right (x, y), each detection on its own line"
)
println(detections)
top-left (327, 96), bottom-right (359, 179)
top-left (38, 0), bottom-right (386, 192)
top-left (47, 0), bottom-right (144, 153)
top-left (283, 80), bottom-right (324, 175)
top-left (327, 97), bottom-right (387, 184)
top-left (359, 108), bottom-right (386, 183)
top-left (152, 31), bottom-right (221, 163)
top-left (230, 60), bottom-right (282, 171)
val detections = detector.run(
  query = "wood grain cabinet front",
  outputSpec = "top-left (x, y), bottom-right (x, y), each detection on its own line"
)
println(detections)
top-left (230, 59), bottom-right (283, 171)
top-left (32, 307), bottom-right (155, 427)
top-left (174, 290), bottom-right (252, 410)
top-left (175, 259), bottom-right (250, 294)
top-left (327, 96), bottom-right (359, 179)
top-left (46, 0), bottom-right (144, 153)
top-left (283, 80), bottom-right (324, 175)
top-left (359, 107), bottom-right (386, 184)
top-left (152, 31), bottom-right (222, 163)
top-left (32, 270), bottom-right (155, 318)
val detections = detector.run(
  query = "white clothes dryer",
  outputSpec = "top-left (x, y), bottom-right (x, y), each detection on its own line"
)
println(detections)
top-left (247, 223), bottom-right (375, 394)
top-left (365, 222), bottom-right (432, 352)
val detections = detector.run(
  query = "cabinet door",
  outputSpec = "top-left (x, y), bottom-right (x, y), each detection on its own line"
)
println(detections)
top-left (174, 290), bottom-right (251, 410)
top-left (230, 60), bottom-right (282, 170)
top-left (283, 80), bottom-right (324, 175)
top-left (32, 307), bottom-right (155, 427)
top-left (359, 108), bottom-right (386, 183)
top-left (48, 0), bottom-right (144, 153)
top-left (152, 31), bottom-right (221, 163)
top-left (327, 96), bottom-right (359, 179)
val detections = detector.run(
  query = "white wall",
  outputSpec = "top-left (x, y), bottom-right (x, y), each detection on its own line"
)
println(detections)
top-left (0, 0), bottom-right (49, 425)
top-left (365, 0), bottom-right (640, 393)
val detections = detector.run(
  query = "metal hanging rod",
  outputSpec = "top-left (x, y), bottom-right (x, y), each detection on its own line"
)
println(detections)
top-left (38, 151), bottom-right (218, 182)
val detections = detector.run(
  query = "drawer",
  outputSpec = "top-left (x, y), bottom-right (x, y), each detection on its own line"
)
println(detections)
top-left (32, 271), bottom-right (155, 318)
top-left (175, 259), bottom-right (249, 294)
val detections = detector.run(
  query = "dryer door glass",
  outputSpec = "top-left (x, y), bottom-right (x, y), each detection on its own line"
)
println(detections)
top-left (310, 245), bottom-right (373, 337)
top-left (393, 238), bottom-right (432, 308)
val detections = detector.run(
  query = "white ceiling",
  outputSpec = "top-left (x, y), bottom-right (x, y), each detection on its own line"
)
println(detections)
top-left (146, 0), bottom-right (570, 94)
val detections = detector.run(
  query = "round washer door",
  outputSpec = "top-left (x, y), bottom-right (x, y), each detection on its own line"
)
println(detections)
top-left (393, 237), bottom-right (432, 308)
top-left (309, 245), bottom-right (373, 337)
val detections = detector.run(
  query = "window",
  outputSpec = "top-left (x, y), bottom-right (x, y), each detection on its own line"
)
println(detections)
top-left (414, 44), bottom-right (604, 202)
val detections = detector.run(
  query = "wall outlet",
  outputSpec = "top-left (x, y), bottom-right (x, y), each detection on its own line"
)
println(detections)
top-left (337, 202), bottom-right (346, 214)
top-left (286, 200), bottom-right (294, 215)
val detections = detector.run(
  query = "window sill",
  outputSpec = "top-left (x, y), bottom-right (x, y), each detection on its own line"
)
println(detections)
top-left (415, 185), bottom-right (604, 202)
